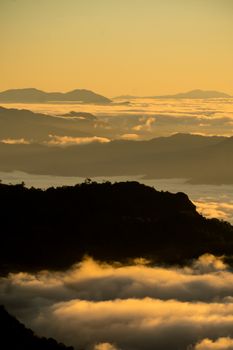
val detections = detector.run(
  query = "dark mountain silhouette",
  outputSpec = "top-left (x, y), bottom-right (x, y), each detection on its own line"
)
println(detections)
top-left (0, 105), bottom-right (231, 183)
top-left (1, 105), bottom-right (231, 147)
top-left (0, 306), bottom-right (74, 350)
top-left (0, 131), bottom-right (231, 184)
top-left (0, 106), bottom-right (92, 142)
top-left (0, 181), bottom-right (233, 275)
top-left (0, 88), bottom-right (111, 104)
top-left (115, 89), bottom-right (232, 99)
top-left (154, 89), bottom-right (232, 99)
top-left (0, 106), bottom-right (122, 142)
top-left (61, 111), bottom-right (97, 120)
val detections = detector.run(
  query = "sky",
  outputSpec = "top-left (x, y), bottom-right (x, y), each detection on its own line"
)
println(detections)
top-left (1, 0), bottom-right (233, 96)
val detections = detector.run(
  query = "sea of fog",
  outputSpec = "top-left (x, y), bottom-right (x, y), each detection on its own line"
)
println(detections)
top-left (2, 254), bottom-right (233, 350)
top-left (1, 171), bottom-right (233, 224)
top-left (2, 97), bottom-right (233, 139)
top-left (2, 98), bottom-right (233, 350)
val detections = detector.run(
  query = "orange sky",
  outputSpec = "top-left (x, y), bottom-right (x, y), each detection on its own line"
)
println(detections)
top-left (1, 0), bottom-right (233, 96)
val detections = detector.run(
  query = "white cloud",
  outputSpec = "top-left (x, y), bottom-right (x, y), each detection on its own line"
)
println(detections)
top-left (133, 117), bottom-right (156, 131)
top-left (47, 135), bottom-right (110, 146)
top-left (1, 138), bottom-right (30, 144)
top-left (28, 298), bottom-right (233, 350)
top-left (93, 343), bottom-right (120, 350)
top-left (194, 201), bottom-right (233, 222)
top-left (118, 133), bottom-right (140, 140)
top-left (1, 255), bottom-right (233, 350)
top-left (194, 338), bottom-right (233, 350)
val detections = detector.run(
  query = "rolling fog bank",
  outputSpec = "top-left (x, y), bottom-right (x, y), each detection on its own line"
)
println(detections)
top-left (2, 255), bottom-right (233, 350)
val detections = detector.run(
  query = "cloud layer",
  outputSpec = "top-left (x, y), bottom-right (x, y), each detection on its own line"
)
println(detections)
top-left (47, 135), bottom-right (110, 145)
top-left (1, 255), bottom-right (233, 350)
top-left (2, 97), bottom-right (233, 140)
top-left (1, 138), bottom-right (30, 144)
top-left (194, 338), bottom-right (233, 350)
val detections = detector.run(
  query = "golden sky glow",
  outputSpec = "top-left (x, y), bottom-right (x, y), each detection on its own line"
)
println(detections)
top-left (1, 0), bottom-right (233, 96)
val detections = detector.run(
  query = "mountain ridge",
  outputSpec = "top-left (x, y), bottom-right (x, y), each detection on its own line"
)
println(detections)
top-left (0, 181), bottom-right (233, 274)
top-left (115, 89), bottom-right (232, 99)
top-left (0, 129), bottom-right (231, 184)
top-left (0, 88), bottom-right (111, 104)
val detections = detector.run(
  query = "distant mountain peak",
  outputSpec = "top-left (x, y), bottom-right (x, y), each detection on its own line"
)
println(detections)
top-left (4, 87), bottom-right (44, 93)
top-left (67, 88), bottom-right (93, 93)
top-left (0, 88), bottom-right (111, 104)
top-left (114, 89), bottom-right (232, 100)
top-left (169, 89), bottom-right (232, 99)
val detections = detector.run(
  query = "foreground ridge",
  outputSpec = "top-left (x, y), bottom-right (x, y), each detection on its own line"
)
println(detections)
top-left (0, 305), bottom-right (74, 350)
top-left (0, 181), bottom-right (233, 274)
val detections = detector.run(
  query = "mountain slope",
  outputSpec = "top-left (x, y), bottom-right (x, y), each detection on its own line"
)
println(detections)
top-left (0, 305), bottom-right (74, 350)
top-left (0, 106), bottom-right (92, 142)
top-left (0, 131), bottom-right (230, 184)
top-left (0, 88), bottom-right (111, 104)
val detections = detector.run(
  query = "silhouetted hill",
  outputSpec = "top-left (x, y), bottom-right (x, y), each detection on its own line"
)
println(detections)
top-left (0, 131), bottom-right (231, 184)
top-left (0, 181), bottom-right (233, 274)
top-left (61, 111), bottom-right (97, 120)
top-left (187, 136), bottom-right (233, 184)
top-left (0, 88), bottom-right (111, 104)
top-left (0, 106), bottom-right (92, 142)
top-left (0, 105), bottom-right (231, 183)
top-left (0, 306), bottom-right (74, 350)
top-left (0, 106), bottom-right (121, 142)
top-left (155, 89), bottom-right (232, 99)
top-left (114, 89), bottom-right (232, 99)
